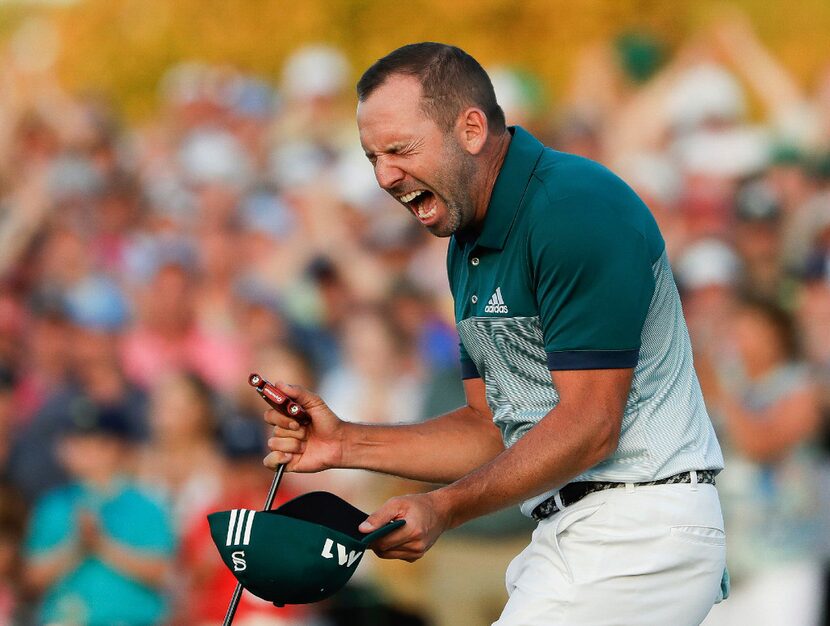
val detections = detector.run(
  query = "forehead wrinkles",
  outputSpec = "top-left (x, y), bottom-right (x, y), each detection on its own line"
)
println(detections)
top-left (359, 111), bottom-right (435, 157)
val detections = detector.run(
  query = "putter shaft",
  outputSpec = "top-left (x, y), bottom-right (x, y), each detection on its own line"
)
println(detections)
top-left (222, 375), bottom-right (306, 626)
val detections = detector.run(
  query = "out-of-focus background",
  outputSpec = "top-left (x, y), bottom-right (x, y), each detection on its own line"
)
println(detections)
top-left (1, 1), bottom-right (830, 624)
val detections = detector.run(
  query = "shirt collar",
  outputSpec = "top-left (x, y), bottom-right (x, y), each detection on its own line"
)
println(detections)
top-left (461, 125), bottom-right (545, 250)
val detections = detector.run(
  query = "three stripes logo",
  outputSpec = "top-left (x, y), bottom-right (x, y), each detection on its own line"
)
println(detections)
top-left (225, 509), bottom-right (256, 548)
top-left (225, 509), bottom-right (256, 571)
top-left (484, 287), bottom-right (509, 314)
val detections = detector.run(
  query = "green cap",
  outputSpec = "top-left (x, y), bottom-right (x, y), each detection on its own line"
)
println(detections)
top-left (208, 491), bottom-right (404, 606)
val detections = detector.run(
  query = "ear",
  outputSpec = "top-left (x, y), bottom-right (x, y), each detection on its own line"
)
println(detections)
top-left (456, 107), bottom-right (489, 156)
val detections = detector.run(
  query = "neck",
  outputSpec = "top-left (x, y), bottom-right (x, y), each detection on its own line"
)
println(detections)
top-left (472, 128), bottom-right (511, 227)
top-left (82, 471), bottom-right (120, 493)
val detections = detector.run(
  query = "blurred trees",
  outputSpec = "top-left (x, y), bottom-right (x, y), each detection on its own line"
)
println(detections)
top-left (0, 0), bottom-right (828, 119)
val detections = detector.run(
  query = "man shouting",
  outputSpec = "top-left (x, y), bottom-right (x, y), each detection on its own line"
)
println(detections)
top-left (265, 42), bottom-right (726, 626)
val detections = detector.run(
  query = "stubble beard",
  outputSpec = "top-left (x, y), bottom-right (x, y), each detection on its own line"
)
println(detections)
top-left (425, 138), bottom-right (478, 238)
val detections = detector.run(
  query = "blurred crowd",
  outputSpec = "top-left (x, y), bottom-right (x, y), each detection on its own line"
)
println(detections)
top-left (0, 10), bottom-right (830, 626)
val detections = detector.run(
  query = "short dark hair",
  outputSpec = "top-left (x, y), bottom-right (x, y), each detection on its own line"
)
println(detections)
top-left (357, 42), bottom-right (506, 133)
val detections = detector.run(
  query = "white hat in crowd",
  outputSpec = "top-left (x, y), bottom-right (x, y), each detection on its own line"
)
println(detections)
top-left (675, 238), bottom-right (742, 290)
top-left (281, 44), bottom-right (350, 101)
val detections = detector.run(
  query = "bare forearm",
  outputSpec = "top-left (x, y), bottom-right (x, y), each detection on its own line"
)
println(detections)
top-left (98, 539), bottom-right (169, 588)
top-left (25, 548), bottom-right (79, 592)
top-left (359, 370), bottom-right (631, 563)
top-left (434, 402), bottom-right (618, 528)
top-left (342, 405), bottom-right (505, 483)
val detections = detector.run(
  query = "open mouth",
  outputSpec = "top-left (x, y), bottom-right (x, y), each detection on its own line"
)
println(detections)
top-left (399, 189), bottom-right (437, 222)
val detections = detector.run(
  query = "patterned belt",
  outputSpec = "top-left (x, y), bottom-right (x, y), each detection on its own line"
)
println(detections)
top-left (531, 470), bottom-right (718, 521)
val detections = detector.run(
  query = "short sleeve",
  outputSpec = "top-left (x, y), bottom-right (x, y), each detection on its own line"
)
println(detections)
top-left (116, 490), bottom-right (176, 555)
top-left (530, 195), bottom-right (656, 371)
top-left (25, 491), bottom-right (73, 556)
top-left (133, 504), bottom-right (175, 555)
top-left (459, 341), bottom-right (481, 379)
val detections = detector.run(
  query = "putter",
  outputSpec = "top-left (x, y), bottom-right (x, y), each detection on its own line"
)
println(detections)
top-left (222, 373), bottom-right (309, 626)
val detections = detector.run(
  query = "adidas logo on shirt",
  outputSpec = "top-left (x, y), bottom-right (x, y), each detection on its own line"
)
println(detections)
top-left (484, 287), bottom-right (509, 314)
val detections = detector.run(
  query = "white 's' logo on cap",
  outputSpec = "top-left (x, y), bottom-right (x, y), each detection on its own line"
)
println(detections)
top-left (321, 538), bottom-right (362, 567)
top-left (232, 551), bottom-right (247, 571)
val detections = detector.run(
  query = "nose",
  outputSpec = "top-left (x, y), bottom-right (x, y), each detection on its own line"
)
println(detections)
top-left (374, 158), bottom-right (405, 191)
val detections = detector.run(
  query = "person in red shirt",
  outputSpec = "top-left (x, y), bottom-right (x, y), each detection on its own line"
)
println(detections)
top-left (176, 415), bottom-right (312, 626)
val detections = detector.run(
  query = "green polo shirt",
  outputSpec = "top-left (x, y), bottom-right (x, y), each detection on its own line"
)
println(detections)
top-left (447, 126), bottom-right (723, 516)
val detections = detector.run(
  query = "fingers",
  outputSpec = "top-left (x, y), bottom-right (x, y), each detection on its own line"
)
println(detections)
top-left (265, 411), bottom-right (307, 437)
top-left (257, 379), bottom-right (324, 472)
top-left (263, 409), bottom-right (296, 428)
top-left (360, 494), bottom-right (446, 563)
top-left (263, 450), bottom-right (294, 470)
top-left (263, 409), bottom-right (306, 472)
top-left (271, 425), bottom-right (307, 442)
top-left (370, 528), bottom-right (427, 562)
top-left (267, 435), bottom-right (305, 454)
top-left (371, 534), bottom-right (422, 555)
top-left (274, 381), bottom-right (326, 411)
top-left (263, 432), bottom-right (309, 469)
top-left (373, 548), bottom-right (423, 563)
top-left (263, 409), bottom-right (307, 435)
top-left (359, 499), bottom-right (415, 555)
top-left (261, 381), bottom-right (326, 426)
top-left (359, 501), bottom-right (401, 534)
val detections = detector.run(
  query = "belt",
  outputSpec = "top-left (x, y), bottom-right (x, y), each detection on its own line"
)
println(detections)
top-left (531, 470), bottom-right (718, 521)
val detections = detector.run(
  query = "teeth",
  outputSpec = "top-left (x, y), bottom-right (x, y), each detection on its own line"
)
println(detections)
top-left (416, 201), bottom-right (436, 220)
top-left (399, 190), bottom-right (424, 204)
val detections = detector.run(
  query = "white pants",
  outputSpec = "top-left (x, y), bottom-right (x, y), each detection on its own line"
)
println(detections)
top-left (494, 482), bottom-right (726, 626)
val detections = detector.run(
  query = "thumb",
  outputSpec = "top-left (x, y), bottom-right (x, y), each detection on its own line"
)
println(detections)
top-left (275, 381), bottom-right (323, 410)
top-left (359, 502), bottom-right (399, 534)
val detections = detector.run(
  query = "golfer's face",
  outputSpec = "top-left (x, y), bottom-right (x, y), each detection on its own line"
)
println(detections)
top-left (358, 74), bottom-right (471, 237)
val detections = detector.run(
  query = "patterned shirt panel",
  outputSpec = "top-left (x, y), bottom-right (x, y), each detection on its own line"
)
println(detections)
top-left (457, 315), bottom-right (557, 448)
top-left (457, 252), bottom-right (724, 516)
top-left (447, 126), bottom-right (723, 517)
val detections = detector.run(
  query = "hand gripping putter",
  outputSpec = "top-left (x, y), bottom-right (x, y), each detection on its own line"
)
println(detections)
top-left (222, 373), bottom-right (309, 626)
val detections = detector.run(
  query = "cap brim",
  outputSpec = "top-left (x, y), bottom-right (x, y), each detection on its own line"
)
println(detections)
top-left (274, 491), bottom-right (405, 544)
top-left (208, 492), bottom-right (409, 606)
top-left (359, 518), bottom-right (405, 545)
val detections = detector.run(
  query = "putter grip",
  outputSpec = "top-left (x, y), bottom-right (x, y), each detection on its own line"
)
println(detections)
top-left (248, 373), bottom-right (308, 422)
